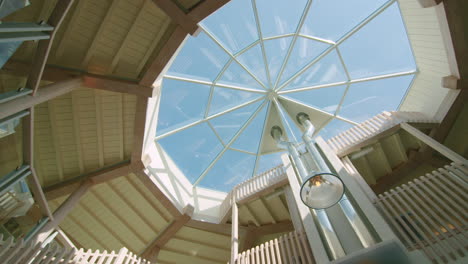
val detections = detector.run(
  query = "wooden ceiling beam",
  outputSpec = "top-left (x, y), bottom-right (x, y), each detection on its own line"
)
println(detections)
top-left (28, 0), bottom-right (75, 95)
top-left (0, 78), bottom-right (81, 120)
top-left (134, 170), bottom-right (181, 218)
top-left (43, 161), bottom-right (132, 200)
top-left (188, 0), bottom-right (230, 23)
top-left (4, 61), bottom-right (155, 97)
top-left (141, 205), bottom-right (194, 261)
top-left (152, 0), bottom-right (198, 35)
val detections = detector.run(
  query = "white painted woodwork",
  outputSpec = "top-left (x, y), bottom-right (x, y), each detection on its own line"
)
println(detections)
top-left (0, 234), bottom-right (153, 264)
top-left (374, 162), bottom-right (467, 264)
top-left (326, 111), bottom-right (438, 156)
top-left (400, 122), bottom-right (468, 166)
top-left (398, 0), bottom-right (454, 118)
top-left (316, 137), bottom-right (397, 242)
top-left (231, 193), bottom-right (239, 264)
top-left (281, 154), bottom-right (329, 264)
top-left (233, 231), bottom-right (313, 264)
top-left (219, 165), bottom-right (287, 222)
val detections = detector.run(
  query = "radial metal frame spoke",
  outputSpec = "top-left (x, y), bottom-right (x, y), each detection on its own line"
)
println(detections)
top-left (164, 74), bottom-right (266, 94)
top-left (155, 96), bottom-right (266, 141)
top-left (333, 46), bottom-right (352, 117)
top-left (278, 70), bottom-right (417, 94)
top-left (272, 0), bottom-right (314, 89)
top-left (205, 58), bottom-right (235, 118)
top-left (276, 0), bottom-right (398, 92)
top-left (252, 101), bottom-right (272, 177)
top-left (297, 33), bottom-right (336, 45)
top-left (207, 120), bottom-right (226, 147)
top-left (251, 0), bottom-right (273, 89)
top-left (200, 26), bottom-right (269, 90)
top-left (193, 100), bottom-right (268, 186)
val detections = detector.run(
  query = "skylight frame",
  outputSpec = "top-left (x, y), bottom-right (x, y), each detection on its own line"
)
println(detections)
top-left (153, 0), bottom-right (418, 191)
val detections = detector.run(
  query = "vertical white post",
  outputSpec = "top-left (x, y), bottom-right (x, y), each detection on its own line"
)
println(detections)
top-left (316, 137), bottom-right (397, 242)
top-left (231, 190), bottom-right (239, 264)
top-left (282, 154), bottom-right (330, 264)
top-left (114, 247), bottom-right (129, 264)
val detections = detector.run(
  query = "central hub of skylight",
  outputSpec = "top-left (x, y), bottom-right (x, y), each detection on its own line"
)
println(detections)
top-left (153, 0), bottom-right (416, 192)
top-left (267, 91), bottom-right (278, 100)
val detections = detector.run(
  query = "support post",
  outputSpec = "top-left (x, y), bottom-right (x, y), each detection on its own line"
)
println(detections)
top-left (230, 191), bottom-right (239, 263)
top-left (34, 180), bottom-right (93, 244)
top-left (400, 122), bottom-right (468, 166)
top-left (282, 154), bottom-right (330, 264)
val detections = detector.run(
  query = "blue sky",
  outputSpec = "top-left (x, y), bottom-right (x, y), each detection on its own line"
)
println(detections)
top-left (156, 0), bottom-right (416, 192)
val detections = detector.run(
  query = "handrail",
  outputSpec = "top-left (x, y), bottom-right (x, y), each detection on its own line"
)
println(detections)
top-left (327, 111), bottom-right (438, 156)
top-left (219, 165), bottom-right (287, 221)
top-left (374, 162), bottom-right (467, 264)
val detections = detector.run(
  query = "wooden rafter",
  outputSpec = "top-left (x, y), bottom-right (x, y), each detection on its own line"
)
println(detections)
top-left (130, 96), bottom-right (149, 168)
top-left (43, 161), bottom-right (132, 200)
top-left (4, 61), bottom-right (155, 97)
top-left (0, 78), bottom-right (82, 120)
top-left (134, 170), bottom-right (181, 218)
top-left (151, 0), bottom-right (198, 35)
top-left (141, 205), bottom-right (194, 261)
top-left (138, 25), bottom-right (187, 87)
top-left (28, 0), bottom-right (75, 95)
top-left (35, 180), bottom-right (93, 243)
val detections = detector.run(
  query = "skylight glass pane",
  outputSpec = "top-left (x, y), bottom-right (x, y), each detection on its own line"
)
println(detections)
top-left (167, 32), bottom-right (229, 81)
top-left (217, 60), bottom-right (265, 90)
top-left (208, 86), bottom-right (264, 116)
top-left (318, 118), bottom-right (354, 140)
top-left (210, 101), bottom-right (262, 144)
top-left (338, 74), bottom-right (414, 123)
top-left (236, 44), bottom-right (268, 86)
top-left (0, 41), bottom-right (22, 68)
top-left (231, 103), bottom-right (269, 153)
top-left (339, 3), bottom-right (416, 79)
top-left (255, 0), bottom-right (308, 38)
top-left (281, 85), bottom-right (346, 114)
top-left (201, 0), bottom-right (258, 54)
top-left (198, 150), bottom-right (256, 192)
top-left (300, 0), bottom-right (387, 41)
top-left (283, 50), bottom-right (348, 90)
top-left (264, 37), bottom-right (292, 84)
top-left (256, 151), bottom-right (286, 176)
top-left (158, 123), bottom-right (223, 183)
top-left (156, 79), bottom-right (210, 136)
top-left (277, 37), bottom-right (330, 87)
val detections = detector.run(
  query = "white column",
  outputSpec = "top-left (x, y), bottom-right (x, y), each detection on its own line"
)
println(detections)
top-left (230, 192), bottom-right (239, 263)
top-left (316, 137), bottom-right (397, 242)
top-left (282, 154), bottom-right (330, 264)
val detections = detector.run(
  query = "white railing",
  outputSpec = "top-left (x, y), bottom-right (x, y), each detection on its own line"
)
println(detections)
top-left (233, 231), bottom-right (314, 264)
top-left (0, 191), bottom-right (24, 222)
top-left (374, 163), bottom-right (467, 264)
top-left (219, 165), bottom-right (287, 221)
top-left (327, 111), bottom-right (438, 155)
top-left (0, 235), bottom-right (153, 264)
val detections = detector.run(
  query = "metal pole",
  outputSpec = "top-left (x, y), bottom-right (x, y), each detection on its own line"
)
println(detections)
top-left (298, 113), bottom-right (376, 248)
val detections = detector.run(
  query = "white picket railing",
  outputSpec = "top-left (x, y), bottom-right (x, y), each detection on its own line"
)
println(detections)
top-left (374, 163), bottom-right (468, 264)
top-left (233, 231), bottom-right (314, 264)
top-left (0, 191), bottom-right (24, 222)
top-left (327, 111), bottom-right (438, 155)
top-left (0, 235), bottom-right (153, 264)
top-left (219, 165), bottom-right (287, 220)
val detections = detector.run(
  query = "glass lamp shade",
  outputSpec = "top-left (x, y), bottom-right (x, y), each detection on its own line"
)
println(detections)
top-left (300, 172), bottom-right (345, 209)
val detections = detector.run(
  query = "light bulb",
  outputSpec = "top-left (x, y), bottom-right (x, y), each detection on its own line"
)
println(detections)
top-left (300, 172), bottom-right (345, 209)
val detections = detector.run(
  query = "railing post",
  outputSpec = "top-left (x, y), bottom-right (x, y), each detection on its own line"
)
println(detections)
top-left (114, 247), bottom-right (129, 264)
top-left (230, 187), bottom-right (239, 264)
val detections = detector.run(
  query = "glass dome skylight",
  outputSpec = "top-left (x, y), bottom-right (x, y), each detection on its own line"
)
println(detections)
top-left (155, 0), bottom-right (416, 192)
